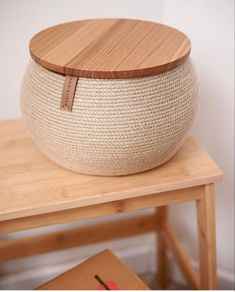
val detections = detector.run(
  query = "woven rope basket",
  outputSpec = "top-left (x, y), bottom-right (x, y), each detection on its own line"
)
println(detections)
top-left (21, 58), bottom-right (198, 176)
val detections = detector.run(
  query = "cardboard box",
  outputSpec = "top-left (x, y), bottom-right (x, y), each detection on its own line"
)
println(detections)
top-left (37, 249), bottom-right (150, 290)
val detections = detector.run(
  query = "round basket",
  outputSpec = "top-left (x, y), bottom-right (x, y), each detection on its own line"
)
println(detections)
top-left (21, 19), bottom-right (198, 176)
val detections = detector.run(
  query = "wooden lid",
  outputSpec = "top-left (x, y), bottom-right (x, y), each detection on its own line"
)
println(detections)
top-left (29, 18), bottom-right (191, 79)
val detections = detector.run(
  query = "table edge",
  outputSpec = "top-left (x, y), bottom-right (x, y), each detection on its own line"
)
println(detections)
top-left (0, 174), bottom-right (223, 222)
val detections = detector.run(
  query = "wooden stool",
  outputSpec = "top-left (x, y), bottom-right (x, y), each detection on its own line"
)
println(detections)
top-left (0, 119), bottom-right (223, 290)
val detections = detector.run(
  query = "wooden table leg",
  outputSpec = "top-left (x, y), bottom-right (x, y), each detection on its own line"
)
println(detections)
top-left (156, 206), bottom-right (168, 289)
top-left (196, 184), bottom-right (217, 289)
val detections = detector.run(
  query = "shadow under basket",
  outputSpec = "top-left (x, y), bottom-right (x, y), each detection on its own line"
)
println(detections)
top-left (21, 18), bottom-right (198, 176)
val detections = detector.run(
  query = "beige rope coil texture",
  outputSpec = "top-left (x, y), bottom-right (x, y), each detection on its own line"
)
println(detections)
top-left (21, 59), bottom-right (198, 176)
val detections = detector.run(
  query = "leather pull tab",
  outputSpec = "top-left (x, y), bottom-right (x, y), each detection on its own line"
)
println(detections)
top-left (60, 75), bottom-right (78, 111)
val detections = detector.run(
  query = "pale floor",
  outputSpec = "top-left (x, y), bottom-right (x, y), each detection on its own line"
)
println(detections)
top-left (140, 272), bottom-right (188, 290)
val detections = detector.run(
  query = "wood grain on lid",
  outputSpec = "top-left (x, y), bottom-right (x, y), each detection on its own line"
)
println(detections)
top-left (29, 18), bottom-right (191, 79)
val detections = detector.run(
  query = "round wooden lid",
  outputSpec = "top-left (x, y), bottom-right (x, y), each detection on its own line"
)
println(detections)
top-left (29, 18), bottom-right (191, 79)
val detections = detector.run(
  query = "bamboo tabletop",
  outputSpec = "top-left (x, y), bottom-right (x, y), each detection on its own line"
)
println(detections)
top-left (0, 119), bottom-right (223, 222)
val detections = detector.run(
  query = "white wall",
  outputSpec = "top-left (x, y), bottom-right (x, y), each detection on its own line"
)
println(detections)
top-left (164, 0), bottom-right (234, 279)
top-left (0, 0), bottom-right (234, 289)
